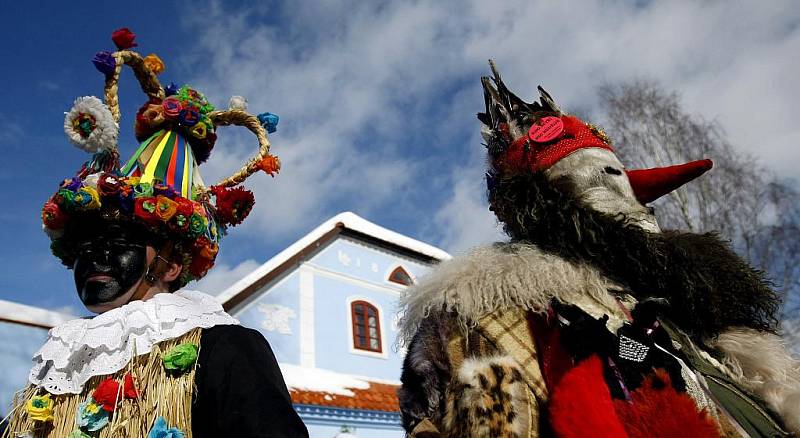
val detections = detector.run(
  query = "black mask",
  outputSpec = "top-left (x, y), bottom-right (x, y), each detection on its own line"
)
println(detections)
top-left (73, 224), bottom-right (148, 307)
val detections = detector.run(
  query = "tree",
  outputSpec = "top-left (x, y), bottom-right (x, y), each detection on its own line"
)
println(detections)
top-left (598, 81), bottom-right (800, 349)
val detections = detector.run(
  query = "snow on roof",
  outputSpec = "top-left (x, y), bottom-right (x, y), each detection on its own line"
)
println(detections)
top-left (216, 211), bottom-right (451, 305)
top-left (280, 363), bottom-right (372, 397)
top-left (0, 299), bottom-right (78, 329)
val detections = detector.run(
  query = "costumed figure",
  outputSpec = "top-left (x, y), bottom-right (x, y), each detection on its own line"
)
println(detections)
top-left (3, 29), bottom-right (306, 437)
top-left (397, 62), bottom-right (800, 438)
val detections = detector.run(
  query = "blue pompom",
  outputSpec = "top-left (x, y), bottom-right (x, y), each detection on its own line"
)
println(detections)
top-left (257, 112), bottom-right (279, 134)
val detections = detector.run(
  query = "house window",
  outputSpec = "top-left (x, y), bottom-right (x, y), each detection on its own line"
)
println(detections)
top-left (351, 301), bottom-right (382, 353)
top-left (388, 266), bottom-right (414, 286)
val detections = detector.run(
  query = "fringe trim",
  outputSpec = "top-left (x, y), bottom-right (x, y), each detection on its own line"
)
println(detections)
top-left (3, 328), bottom-right (202, 438)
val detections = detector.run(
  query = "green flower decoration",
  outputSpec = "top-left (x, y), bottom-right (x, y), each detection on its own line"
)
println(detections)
top-left (162, 343), bottom-right (198, 373)
top-left (133, 182), bottom-right (154, 198)
top-left (188, 213), bottom-right (206, 237)
top-left (68, 429), bottom-right (91, 438)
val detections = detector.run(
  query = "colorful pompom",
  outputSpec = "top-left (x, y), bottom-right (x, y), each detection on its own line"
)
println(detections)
top-left (143, 53), bottom-right (165, 75)
top-left (211, 185), bottom-right (255, 226)
top-left (64, 96), bottom-right (118, 153)
top-left (229, 96), bottom-right (248, 110)
top-left (257, 112), bottom-right (279, 133)
top-left (111, 28), bottom-right (137, 50)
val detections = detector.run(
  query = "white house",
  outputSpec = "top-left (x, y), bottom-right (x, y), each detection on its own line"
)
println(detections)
top-left (0, 212), bottom-right (451, 437)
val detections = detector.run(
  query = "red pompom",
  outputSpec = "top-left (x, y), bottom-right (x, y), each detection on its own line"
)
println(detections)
top-left (111, 28), bottom-right (138, 50)
top-left (211, 185), bottom-right (255, 226)
top-left (92, 378), bottom-right (121, 412)
top-left (123, 373), bottom-right (138, 399)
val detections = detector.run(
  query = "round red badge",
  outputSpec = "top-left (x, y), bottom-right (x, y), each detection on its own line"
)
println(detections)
top-left (528, 116), bottom-right (564, 143)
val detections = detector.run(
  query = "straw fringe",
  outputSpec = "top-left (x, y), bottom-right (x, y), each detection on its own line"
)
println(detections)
top-left (4, 329), bottom-right (202, 438)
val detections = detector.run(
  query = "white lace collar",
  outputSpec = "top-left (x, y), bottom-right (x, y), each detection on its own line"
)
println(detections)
top-left (29, 290), bottom-right (239, 394)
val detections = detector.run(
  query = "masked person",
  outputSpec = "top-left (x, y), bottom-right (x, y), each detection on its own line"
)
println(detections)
top-left (4, 29), bottom-right (306, 438)
top-left (397, 63), bottom-right (800, 438)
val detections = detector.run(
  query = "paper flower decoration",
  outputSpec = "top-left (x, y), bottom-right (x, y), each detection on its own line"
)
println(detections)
top-left (25, 394), bottom-right (54, 422)
top-left (77, 399), bottom-right (110, 431)
top-left (123, 373), bottom-right (139, 399)
top-left (92, 378), bottom-right (121, 412)
top-left (211, 185), bottom-right (255, 226)
top-left (92, 51), bottom-right (116, 76)
top-left (148, 416), bottom-right (185, 438)
top-left (162, 343), bottom-right (199, 373)
top-left (111, 28), bottom-right (138, 50)
top-left (143, 54), bottom-right (165, 75)
top-left (229, 96), bottom-right (248, 110)
top-left (64, 96), bottom-right (118, 153)
top-left (257, 154), bottom-right (281, 176)
top-left (257, 112), bottom-right (279, 133)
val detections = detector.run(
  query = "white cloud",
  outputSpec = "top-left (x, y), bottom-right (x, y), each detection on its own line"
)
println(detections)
top-left (181, 0), bottom-right (799, 254)
top-left (193, 259), bottom-right (262, 296)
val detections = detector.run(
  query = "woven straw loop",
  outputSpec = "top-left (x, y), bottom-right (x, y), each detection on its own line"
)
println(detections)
top-left (207, 109), bottom-right (272, 188)
top-left (103, 50), bottom-right (165, 124)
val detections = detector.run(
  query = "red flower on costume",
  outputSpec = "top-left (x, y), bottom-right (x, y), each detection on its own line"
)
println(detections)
top-left (123, 373), bottom-right (138, 399)
top-left (111, 28), bottom-right (137, 50)
top-left (188, 237), bottom-right (218, 277)
top-left (93, 378), bottom-right (121, 412)
top-left (42, 201), bottom-right (68, 229)
top-left (257, 154), bottom-right (281, 176)
top-left (211, 185), bottom-right (255, 226)
top-left (97, 173), bottom-right (122, 197)
top-left (134, 197), bottom-right (161, 225)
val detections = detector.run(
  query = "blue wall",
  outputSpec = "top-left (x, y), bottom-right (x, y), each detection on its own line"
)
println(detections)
top-left (234, 271), bottom-right (302, 365)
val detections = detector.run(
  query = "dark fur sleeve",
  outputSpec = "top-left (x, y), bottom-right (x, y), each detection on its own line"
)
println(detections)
top-left (398, 313), bottom-right (452, 434)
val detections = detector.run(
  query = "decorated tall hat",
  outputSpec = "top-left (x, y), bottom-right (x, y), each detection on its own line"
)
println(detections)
top-left (478, 61), bottom-right (712, 205)
top-left (43, 28), bottom-right (283, 286)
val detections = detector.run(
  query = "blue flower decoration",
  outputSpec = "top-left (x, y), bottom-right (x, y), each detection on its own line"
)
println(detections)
top-left (178, 108), bottom-right (200, 127)
top-left (76, 399), bottom-right (110, 432)
top-left (164, 82), bottom-right (179, 97)
top-left (148, 416), bottom-right (185, 438)
top-left (257, 112), bottom-right (279, 134)
top-left (92, 51), bottom-right (117, 76)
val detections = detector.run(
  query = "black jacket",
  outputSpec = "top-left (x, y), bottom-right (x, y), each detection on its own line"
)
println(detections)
top-left (193, 325), bottom-right (309, 437)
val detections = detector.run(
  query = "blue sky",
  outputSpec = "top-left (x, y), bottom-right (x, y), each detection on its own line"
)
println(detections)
top-left (0, 1), bottom-right (798, 314)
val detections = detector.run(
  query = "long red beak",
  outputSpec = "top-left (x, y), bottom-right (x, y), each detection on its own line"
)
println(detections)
top-left (625, 159), bottom-right (713, 204)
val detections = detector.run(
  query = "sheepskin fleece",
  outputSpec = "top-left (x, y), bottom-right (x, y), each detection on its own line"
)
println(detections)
top-left (398, 243), bottom-right (629, 344)
top-left (712, 327), bottom-right (800, 434)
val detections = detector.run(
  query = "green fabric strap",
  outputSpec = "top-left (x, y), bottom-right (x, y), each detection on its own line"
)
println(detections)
top-left (661, 321), bottom-right (790, 438)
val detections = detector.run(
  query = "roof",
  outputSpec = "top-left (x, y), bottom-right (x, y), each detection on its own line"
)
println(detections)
top-left (290, 382), bottom-right (399, 412)
top-left (217, 211), bottom-right (451, 311)
top-left (0, 299), bottom-right (78, 329)
top-left (280, 363), bottom-right (400, 412)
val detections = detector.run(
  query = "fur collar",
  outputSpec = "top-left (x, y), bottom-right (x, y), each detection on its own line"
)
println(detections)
top-left (398, 242), bottom-right (631, 344)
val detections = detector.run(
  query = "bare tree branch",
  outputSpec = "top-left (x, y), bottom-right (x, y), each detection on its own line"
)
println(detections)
top-left (597, 80), bottom-right (800, 351)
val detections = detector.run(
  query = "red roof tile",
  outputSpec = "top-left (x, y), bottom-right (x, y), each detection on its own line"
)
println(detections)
top-left (289, 382), bottom-right (400, 412)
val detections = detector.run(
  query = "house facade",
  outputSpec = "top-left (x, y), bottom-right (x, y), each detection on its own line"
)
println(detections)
top-left (217, 212), bottom-right (450, 437)
top-left (0, 212), bottom-right (450, 437)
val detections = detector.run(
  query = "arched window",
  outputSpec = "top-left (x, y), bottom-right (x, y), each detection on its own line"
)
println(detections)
top-left (388, 266), bottom-right (414, 286)
top-left (350, 300), bottom-right (382, 353)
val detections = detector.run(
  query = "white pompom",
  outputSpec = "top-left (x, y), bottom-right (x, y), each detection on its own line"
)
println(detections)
top-left (229, 95), bottom-right (248, 110)
top-left (42, 223), bottom-right (64, 240)
top-left (64, 96), bottom-right (118, 153)
top-left (83, 173), bottom-right (100, 189)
